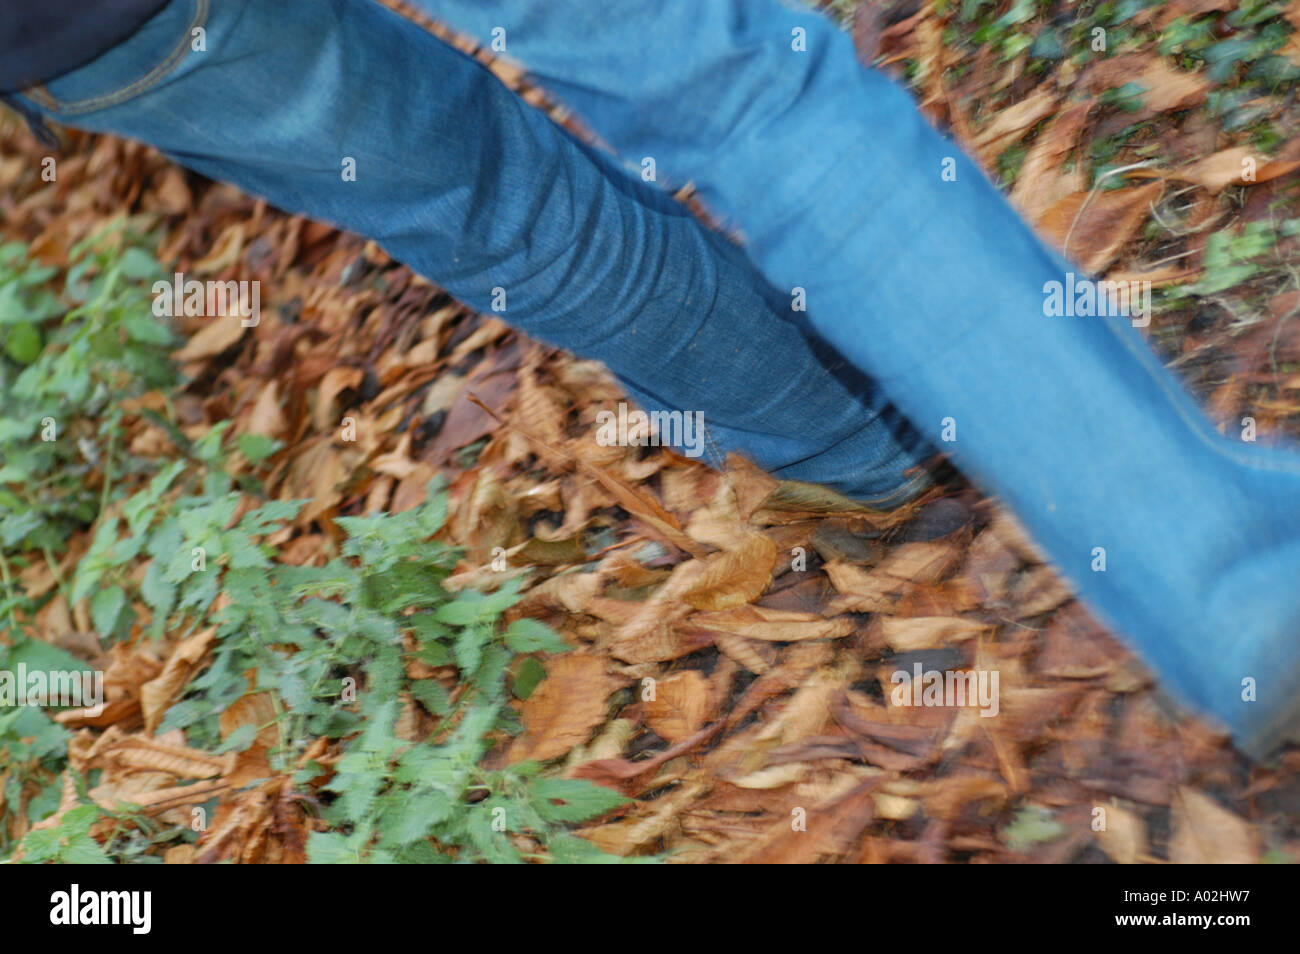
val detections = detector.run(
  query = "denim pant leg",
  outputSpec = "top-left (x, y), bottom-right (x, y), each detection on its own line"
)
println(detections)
top-left (12, 0), bottom-right (932, 502)
top-left (422, 0), bottom-right (1300, 751)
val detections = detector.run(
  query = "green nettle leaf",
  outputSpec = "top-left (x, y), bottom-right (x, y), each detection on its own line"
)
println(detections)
top-left (236, 432), bottom-right (280, 463)
top-left (409, 678), bottom-right (451, 716)
top-left (434, 595), bottom-right (485, 626)
top-left (547, 832), bottom-right (632, 864)
top-left (307, 830), bottom-right (368, 864)
top-left (453, 624), bottom-right (484, 677)
top-left (473, 644), bottom-right (512, 694)
top-left (140, 560), bottom-right (177, 622)
top-left (213, 723), bottom-right (260, 754)
top-left (466, 802), bottom-right (523, 865)
top-left (118, 246), bottom-right (164, 281)
top-left (90, 585), bottom-right (127, 637)
top-left (0, 510), bottom-right (44, 547)
top-left (16, 804), bottom-right (112, 864)
top-left (504, 617), bottom-right (570, 654)
top-left (530, 778), bottom-right (629, 823)
top-left (122, 309), bottom-right (173, 346)
top-left (377, 789), bottom-right (453, 847)
top-left (511, 656), bottom-right (547, 701)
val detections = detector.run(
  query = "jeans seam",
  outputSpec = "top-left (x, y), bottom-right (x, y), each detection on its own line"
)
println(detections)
top-left (25, 0), bottom-right (208, 117)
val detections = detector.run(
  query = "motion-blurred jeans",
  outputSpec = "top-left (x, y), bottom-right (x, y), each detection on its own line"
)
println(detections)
top-left (420, 0), bottom-right (1300, 755)
top-left (13, 0), bottom-right (1300, 752)
top-left (10, 0), bottom-right (932, 506)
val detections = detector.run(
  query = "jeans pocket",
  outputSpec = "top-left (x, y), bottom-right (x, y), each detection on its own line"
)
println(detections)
top-left (23, 0), bottom-right (208, 117)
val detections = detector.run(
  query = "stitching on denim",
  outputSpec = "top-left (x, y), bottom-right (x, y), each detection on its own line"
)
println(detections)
top-left (701, 421), bottom-right (726, 471)
top-left (28, 0), bottom-right (208, 117)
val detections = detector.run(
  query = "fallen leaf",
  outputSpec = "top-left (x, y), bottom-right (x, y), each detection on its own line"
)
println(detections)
top-left (644, 670), bottom-right (712, 744)
top-left (173, 314), bottom-right (247, 362)
top-left (1170, 787), bottom-right (1257, 863)
top-left (509, 654), bottom-right (621, 763)
top-left (879, 615), bottom-right (990, 651)
top-left (1097, 802), bottom-right (1148, 864)
top-left (191, 223), bottom-right (246, 275)
top-left (1037, 181), bottom-right (1163, 273)
top-left (973, 88), bottom-right (1060, 162)
top-left (679, 531), bottom-right (777, 610)
top-left (139, 629), bottom-right (215, 734)
top-left (1175, 146), bottom-right (1300, 193)
top-left (1012, 99), bottom-right (1093, 224)
top-left (691, 605), bottom-right (854, 642)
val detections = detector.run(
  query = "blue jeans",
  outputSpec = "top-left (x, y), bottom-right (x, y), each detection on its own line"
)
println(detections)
top-left (417, 0), bottom-right (1300, 755)
top-left (11, 0), bottom-right (931, 506)
top-left (15, 0), bottom-right (1300, 753)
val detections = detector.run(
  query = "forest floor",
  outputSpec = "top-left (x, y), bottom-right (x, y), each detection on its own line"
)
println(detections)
top-left (3, 0), bottom-right (1300, 862)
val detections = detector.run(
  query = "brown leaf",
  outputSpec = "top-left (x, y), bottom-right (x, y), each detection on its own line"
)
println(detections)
top-left (192, 223), bottom-right (246, 275)
top-left (1010, 564), bottom-right (1074, 617)
top-left (973, 88), bottom-right (1059, 162)
top-left (465, 391), bottom-right (709, 559)
top-left (1035, 604), bottom-right (1119, 678)
top-left (1037, 181), bottom-right (1163, 273)
top-left (508, 654), bottom-right (621, 763)
top-left (1169, 787), bottom-right (1257, 863)
top-left (245, 379), bottom-right (286, 440)
top-left (1155, 0), bottom-right (1237, 27)
top-left (140, 629), bottom-right (215, 734)
top-left (584, 462), bottom-right (709, 559)
top-left (153, 167), bottom-right (192, 216)
top-left (173, 314), bottom-right (247, 362)
top-left (712, 631), bottom-right (778, 674)
top-left (878, 541), bottom-right (962, 581)
top-left (580, 779), bottom-right (707, 856)
top-left (1097, 802), bottom-right (1148, 864)
top-left (738, 778), bottom-right (882, 863)
top-left (91, 730), bottom-right (233, 779)
top-left (679, 531), bottom-right (777, 610)
top-left (1175, 146), bottom-right (1300, 193)
top-left (644, 670), bottom-right (712, 744)
top-left (1080, 56), bottom-right (1208, 119)
top-left (218, 682), bottom-right (280, 788)
top-left (1012, 99), bottom-right (1093, 225)
top-left (313, 365), bottom-right (364, 430)
top-left (879, 615), bottom-right (990, 651)
top-left (691, 605), bottom-right (854, 642)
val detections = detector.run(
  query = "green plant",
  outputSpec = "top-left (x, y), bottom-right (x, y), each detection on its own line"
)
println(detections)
top-left (1001, 805), bottom-right (1066, 852)
top-left (66, 458), bottom-right (638, 863)
top-left (1180, 220), bottom-right (1288, 296)
top-left (0, 226), bottom-right (641, 864)
top-left (11, 803), bottom-right (112, 864)
top-left (0, 704), bottom-right (69, 856)
top-left (0, 223), bottom-right (174, 618)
